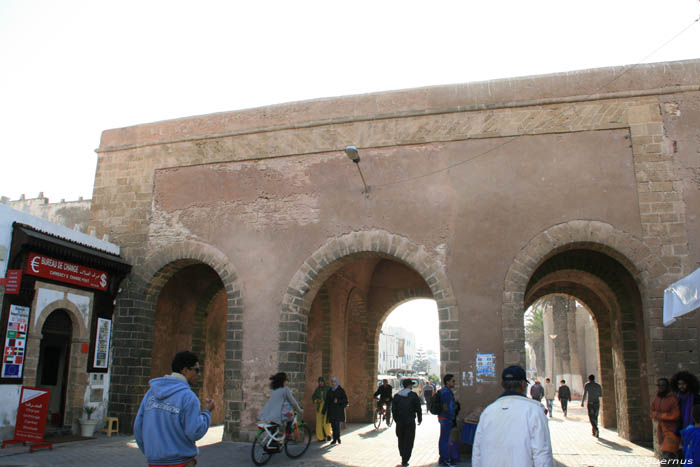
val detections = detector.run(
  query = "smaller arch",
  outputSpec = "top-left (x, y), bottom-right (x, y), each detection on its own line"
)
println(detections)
top-left (110, 240), bottom-right (246, 440)
top-left (33, 299), bottom-right (89, 341)
top-left (502, 220), bottom-right (664, 368)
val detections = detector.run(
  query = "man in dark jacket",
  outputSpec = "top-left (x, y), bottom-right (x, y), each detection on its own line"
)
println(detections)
top-left (322, 376), bottom-right (348, 445)
top-left (374, 379), bottom-right (393, 421)
top-left (581, 374), bottom-right (603, 437)
top-left (558, 380), bottom-right (572, 417)
top-left (392, 379), bottom-right (422, 467)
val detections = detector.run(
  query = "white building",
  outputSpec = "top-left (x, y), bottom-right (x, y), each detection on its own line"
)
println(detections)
top-left (378, 325), bottom-right (416, 373)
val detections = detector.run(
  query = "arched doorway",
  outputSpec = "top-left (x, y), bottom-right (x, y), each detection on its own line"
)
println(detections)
top-left (524, 248), bottom-right (650, 441)
top-left (151, 263), bottom-right (226, 425)
top-left (525, 296), bottom-right (600, 401)
top-left (301, 256), bottom-right (441, 423)
top-left (36, 309), bottom-right (73, 427)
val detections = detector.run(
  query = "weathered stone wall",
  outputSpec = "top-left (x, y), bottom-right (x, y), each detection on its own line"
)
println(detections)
top-left (92, 60), bottom-right (700, 441)
top-left (1, 194), bottom-right (91, 232)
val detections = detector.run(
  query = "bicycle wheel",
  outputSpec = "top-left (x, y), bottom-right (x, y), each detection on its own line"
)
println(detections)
top-left (285, 423), bottom-right (312, 458)
top-left (251, 430), bottom-right (274, 466)
top-left (373, 407), bottom-right (382, 430)
top-left (386, 409), bottom-right (393, 427)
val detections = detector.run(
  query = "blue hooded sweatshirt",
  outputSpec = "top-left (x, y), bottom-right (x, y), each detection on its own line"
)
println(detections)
top-left (681, 425), bottom-right (700, 463)
top-left (134, 374), bottom-right (211, 465)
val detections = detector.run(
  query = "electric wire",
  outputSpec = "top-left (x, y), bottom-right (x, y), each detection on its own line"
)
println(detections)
top-left (366, 14), bottom-right (700, 191)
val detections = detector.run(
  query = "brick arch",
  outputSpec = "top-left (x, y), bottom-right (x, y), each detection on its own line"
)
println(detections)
top-left (502, 220), bottom-right (664, 369)
top-left (110, 240), bottom-right (245, 440)
top-left (280, 230), bottom-right (458, 399)
top-left (32, 299), bottom-right (89, 341)
top-left (374, 288), bottom-right (434, 344)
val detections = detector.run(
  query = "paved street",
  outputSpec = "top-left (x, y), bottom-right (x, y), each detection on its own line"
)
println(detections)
top-left (0, 402), bottom-right (656, 466)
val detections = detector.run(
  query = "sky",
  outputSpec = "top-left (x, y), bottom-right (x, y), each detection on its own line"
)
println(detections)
top-left (1, 1), bottom-right (699, 203)
top-left (383, 299), bottom-right (440, 355)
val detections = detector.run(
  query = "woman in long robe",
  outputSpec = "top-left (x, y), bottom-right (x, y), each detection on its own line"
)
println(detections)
top-left (312, 377), bottom-right (332, 441)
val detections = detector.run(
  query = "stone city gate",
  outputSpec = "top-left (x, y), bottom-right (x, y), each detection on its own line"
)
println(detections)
top-left (91, 59), bottom-right (700, 442)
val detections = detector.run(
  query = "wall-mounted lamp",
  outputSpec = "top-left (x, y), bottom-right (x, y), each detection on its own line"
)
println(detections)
top-left (345, 145), bottom-right (370, 196)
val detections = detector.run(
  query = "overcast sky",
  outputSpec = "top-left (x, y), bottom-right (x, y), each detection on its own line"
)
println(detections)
top-left (1, 1), bottom-right (699, 203)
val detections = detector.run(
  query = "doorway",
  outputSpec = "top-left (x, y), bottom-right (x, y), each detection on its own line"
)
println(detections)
top-left (36, 309), bottom-right (73, 427)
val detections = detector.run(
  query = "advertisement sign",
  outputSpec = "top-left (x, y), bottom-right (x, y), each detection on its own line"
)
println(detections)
top-left (93, 318), bottom-right (112, 368)
top-left (0, 270), bottom-right (22, 294)
top-left (476, 352), bottom-right (496, 381)
top-left (13, 387), bottom-right (50, 444)
top-left (2, 305), bottom-right (30, 378)
top-left (24, 252), bottom-right (108, 291)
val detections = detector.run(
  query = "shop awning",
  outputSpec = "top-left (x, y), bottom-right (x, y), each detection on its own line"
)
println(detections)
top-left (663, 267), bottom-right (700, 326)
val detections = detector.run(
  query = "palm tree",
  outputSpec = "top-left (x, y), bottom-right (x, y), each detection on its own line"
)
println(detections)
top-left (525, 299), bottom-right (547, 376)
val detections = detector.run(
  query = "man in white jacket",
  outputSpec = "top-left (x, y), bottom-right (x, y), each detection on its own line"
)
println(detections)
top-left (472, 365), bottom-right (553, 467)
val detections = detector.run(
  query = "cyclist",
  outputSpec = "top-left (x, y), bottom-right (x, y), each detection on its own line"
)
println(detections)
top-left (374, 378), bottom-right (394, 421)
top-left (259, 372), bottom-right (302, 445)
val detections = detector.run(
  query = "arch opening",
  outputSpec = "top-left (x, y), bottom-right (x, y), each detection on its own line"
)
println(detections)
top-left (301, 256), bottom-right (439, 425)
top-left (151, 263), bottom-right (227, 425)
top-left (37, 309), bottom-right (73, 427)
top-left (524, 248), bottom-right (650, 442)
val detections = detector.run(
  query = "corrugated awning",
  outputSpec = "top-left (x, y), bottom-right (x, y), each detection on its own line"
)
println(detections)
top-left (12, 223), bottom-right (131, 275)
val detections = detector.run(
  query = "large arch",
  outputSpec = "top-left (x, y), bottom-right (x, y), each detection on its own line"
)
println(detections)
top-left (281, 230), bottom-right (458, 415)
top-left (109, 241), bottom-right (245, 439)
top-left (503, 220), bottom-right (665, 442)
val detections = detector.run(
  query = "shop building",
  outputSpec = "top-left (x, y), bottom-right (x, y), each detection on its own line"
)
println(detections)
top-left (0, 204), bottom-right (130, 439)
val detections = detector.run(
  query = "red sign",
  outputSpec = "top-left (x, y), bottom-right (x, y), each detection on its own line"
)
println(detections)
top-left (24, 253), bottom-right (108, 291)
top-left (2, 270), bottom-right (22, 294)
top-left (13, 387), bottom-right (50, 443)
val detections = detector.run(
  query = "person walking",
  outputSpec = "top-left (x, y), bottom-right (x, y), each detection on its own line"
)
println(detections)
top-left (437, 374), bottom-right (457, 467)
top-left (322, 376), bottom-right (348, 445)
top-left (651, 377), bottom-right (681, 461)
top-left (391, 378), bottom-right (422, 467)
top-left (530, 379), bottom-right (544, 402)
top-left (543, 378), bottom-right (556, 418)
top-left (581, 374), bottom-right (603, 437)
top-left (472, 365), bottom-right (553, 467)
top-left (134, 351), bottom-right (214, 467)
top-left (423, 380), bottom-right (435, 413)
top-left (312, 377), bottom-right (331, 442)
top-left (557, 380), bottom-right (571, 417)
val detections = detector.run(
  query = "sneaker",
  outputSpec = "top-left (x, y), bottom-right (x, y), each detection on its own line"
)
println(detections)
top-left (330, 440), bottom-right (337, 445)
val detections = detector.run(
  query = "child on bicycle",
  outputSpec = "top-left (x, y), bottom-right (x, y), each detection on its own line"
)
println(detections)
top-left (258, 372), bottom-right (303, 445)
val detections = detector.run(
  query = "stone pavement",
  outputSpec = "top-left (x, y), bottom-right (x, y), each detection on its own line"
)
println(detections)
top-left (0, 402), bottom-right (656, 466)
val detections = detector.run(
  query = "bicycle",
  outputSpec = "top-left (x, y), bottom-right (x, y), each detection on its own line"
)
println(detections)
top-left (373, 400), bottom-right (392, 430)
top-left (251, 413), bottom-right (312, 466)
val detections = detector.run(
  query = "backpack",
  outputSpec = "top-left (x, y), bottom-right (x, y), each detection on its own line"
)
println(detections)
top-left (429, 389), bottom-right (443, 415)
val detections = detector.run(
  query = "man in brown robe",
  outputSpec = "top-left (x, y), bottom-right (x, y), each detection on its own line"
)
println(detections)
top-left (651, 377), bottom-right (681, 461)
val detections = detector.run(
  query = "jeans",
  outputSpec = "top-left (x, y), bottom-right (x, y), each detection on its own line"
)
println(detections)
top-left (561, 398), bottom-right (568, 414)
top-left (587, 401), bottom-right (600, 430)
top-left (438, 418), bottom-right (452, 463)
top-left (546, 399), bottom-right (553, 416)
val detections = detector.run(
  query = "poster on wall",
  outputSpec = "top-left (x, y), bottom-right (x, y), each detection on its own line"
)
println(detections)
top-left (2, 305), bottom-right (30, 378)
top-left (93, 318), bottom-right (111, 369)
top-left (475, 352), bottom-right (496, 382)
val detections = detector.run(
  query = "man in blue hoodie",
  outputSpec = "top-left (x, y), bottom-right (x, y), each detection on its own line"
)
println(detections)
top-left (134, 351), bottom-right (214, 467)
top-left (438, 374), bottom-right (457, 467)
